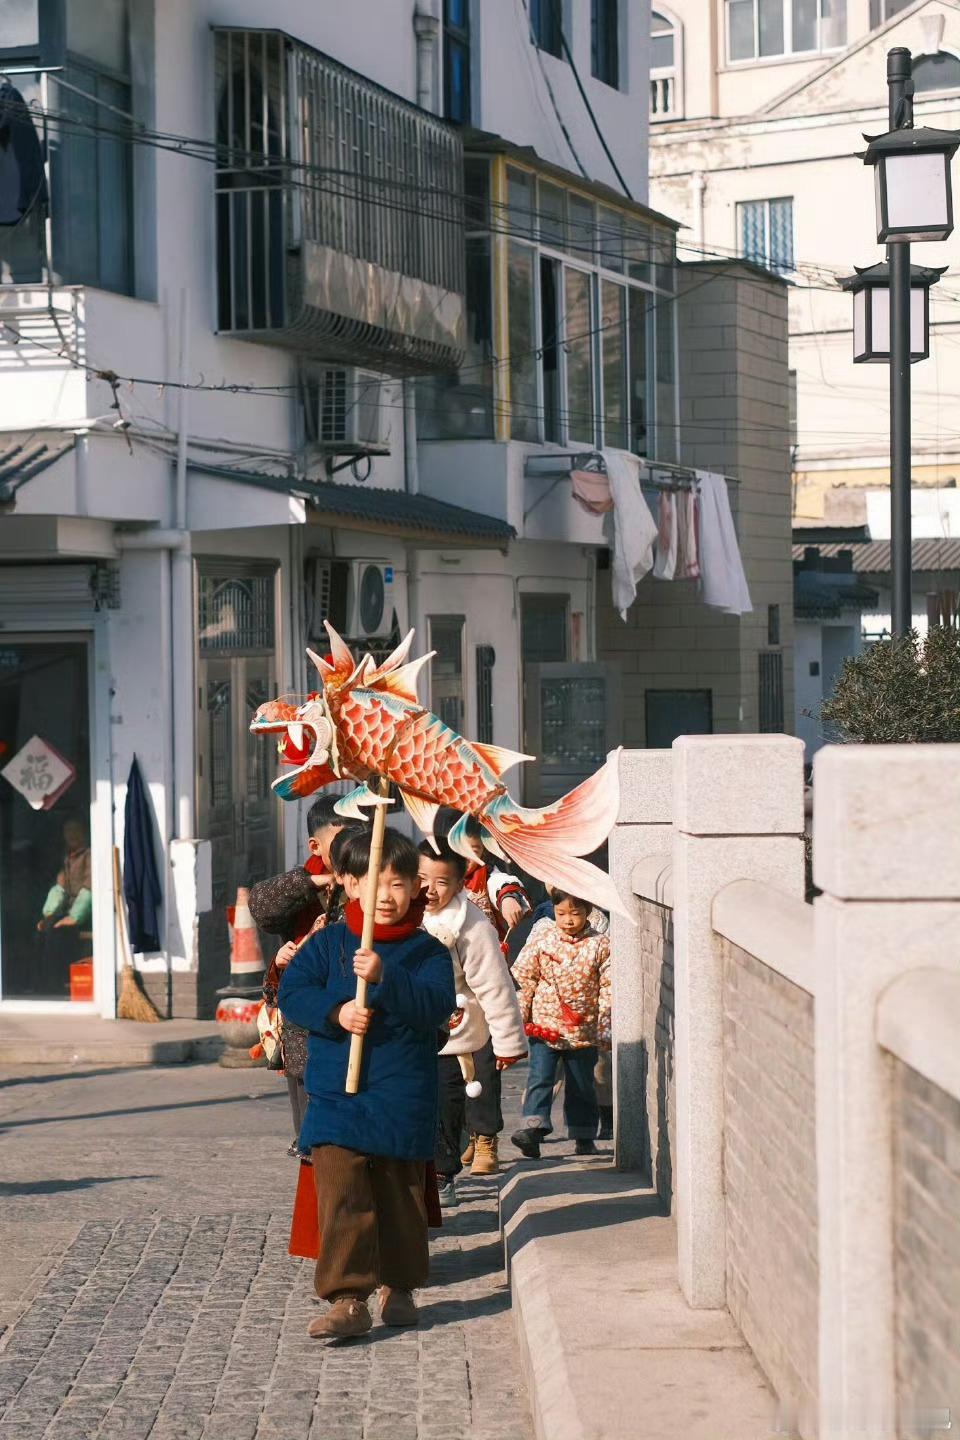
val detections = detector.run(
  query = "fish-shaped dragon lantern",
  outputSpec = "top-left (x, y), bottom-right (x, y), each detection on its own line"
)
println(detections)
top-left (250, 623), bottom-right (627, 919)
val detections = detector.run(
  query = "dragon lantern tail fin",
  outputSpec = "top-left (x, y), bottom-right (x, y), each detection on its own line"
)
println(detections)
top-left (478, 750), bottom-right (634, 924)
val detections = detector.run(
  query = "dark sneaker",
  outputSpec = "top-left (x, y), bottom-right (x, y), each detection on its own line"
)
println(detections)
top-left (307, 1297), bottom-right (372, 1340)
top-left (379, 1287), bottom-right (419, 1327)
top-left (575, 1139), bottom-right (599, 1156)
top-left (437, 1175), bottom-right (458, 1208)
top-left (511, 1128), bottom-right (542, 1159)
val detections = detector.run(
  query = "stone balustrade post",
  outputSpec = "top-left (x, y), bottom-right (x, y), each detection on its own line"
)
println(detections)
top-left (610, 749), bottom-right (673, 1171)
top-left (673, 734), bottom-right (805, 1308)
top-left (813, 744), bottom-right (960, 1440)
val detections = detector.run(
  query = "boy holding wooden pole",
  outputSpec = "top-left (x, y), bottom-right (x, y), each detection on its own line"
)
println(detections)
top-left (278, 824), bottom-right (455, 1339)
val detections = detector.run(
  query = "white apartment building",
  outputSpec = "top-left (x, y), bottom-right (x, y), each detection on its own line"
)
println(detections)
top-left (648, 0), bottom-right (960, 533)
top-left (0, 0), bottom-right (794, 1018)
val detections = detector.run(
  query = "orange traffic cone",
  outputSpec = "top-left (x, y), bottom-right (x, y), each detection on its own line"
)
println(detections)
top-left (219, 885), bottom-right (264, 996)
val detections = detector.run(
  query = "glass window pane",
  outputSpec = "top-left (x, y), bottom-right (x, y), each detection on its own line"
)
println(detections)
top-left (655, 306), bottom-right (678, 462)
top-left (792, 0), bottom-right (817, 51)
top-left (507, 166), bottom-right (534, 238)
top-left (568, 193), bottom-right (595, 261)
top-left (67, 0), bottom-right (129, 74)
top-left (464, 158), bottom-right (490, 229)
top-left (601, 281), bottom-right (627, 450)
top-left (417, 234), bottom-right (494, 439)
top-left (655, 230), bottom-right (676, 291)
top-left (564, 267), bottom-right (595, 444)
top-left (739, 200), bottom-right (767, 264)
top-left (538, 180), bottom-right (566, 248)
top-left (49, 72), bottom-right (99, 286)
top-left (769, 198), bottom-right (794, 270)
top-left (508, 240), bottom-right (539, 441)
top-left (821, 0), bottom-right (846, 47)
top-left (628, 289), bottom-right (649, 454)
top-left (758, 0), bottom-right (785, 55)
top-left (626, 220), bottom-right (652, 283)
top-left (651, 32), bottom-right (675, 67)
top-left (96, 73), bottom-right (132, 293)
top-left (728, 0), bottom-right (756, 59)
top-left (429, 617), bottom-right (465, 730)
top-left (598, 205), bottom-right (623, 272)
top-left (0, 0), bottom-right (39, 49)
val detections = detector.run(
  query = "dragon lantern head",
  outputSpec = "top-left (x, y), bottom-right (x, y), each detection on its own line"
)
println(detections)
top-left (248, 690), bottom-right (339, 801)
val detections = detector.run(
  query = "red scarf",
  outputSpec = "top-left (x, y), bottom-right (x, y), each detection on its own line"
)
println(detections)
top-left (343, 893), bottom-right (427, 944)
top-left (304, 855), bottom-right (326, 877)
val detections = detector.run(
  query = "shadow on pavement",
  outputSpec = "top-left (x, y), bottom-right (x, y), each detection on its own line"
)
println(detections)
top-left (0, 1091), bottom-right (285, 1131)
top-left (0, 1175), bottom-right (159, 1196)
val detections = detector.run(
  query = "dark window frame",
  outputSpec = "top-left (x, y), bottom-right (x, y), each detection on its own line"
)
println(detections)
top-left (591, 0), bottom-right (620, 87)
top-left (530, 0), bottom-right (564, 58)
top-left (443, 0), bottom-right (472, 124)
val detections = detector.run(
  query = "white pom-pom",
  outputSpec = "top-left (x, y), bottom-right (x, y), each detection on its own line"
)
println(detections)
top-left (455, 992), bottom-right (469, 1008)
top-left (465, 1079), bottom-right (483, 1098)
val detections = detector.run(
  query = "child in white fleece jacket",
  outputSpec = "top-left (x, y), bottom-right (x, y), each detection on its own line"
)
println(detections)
top-left (419, 841), bottom-right (527, 1204)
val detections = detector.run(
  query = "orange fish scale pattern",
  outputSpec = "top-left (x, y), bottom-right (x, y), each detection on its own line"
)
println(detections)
top-left (336, 697), bottom-right (496, 811)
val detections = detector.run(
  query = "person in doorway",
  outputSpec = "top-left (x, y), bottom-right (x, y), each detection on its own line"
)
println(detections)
top-left (278, 828), bottom-right (455, 1340)
top-left (35, 816), bottom-right (91, 993)
top-left (249, 798), bottom-right (361, 1156)
top-left (511, 890), bottom-right (611, 1160)
top-left (419, 841), bottom-right (527, 1206)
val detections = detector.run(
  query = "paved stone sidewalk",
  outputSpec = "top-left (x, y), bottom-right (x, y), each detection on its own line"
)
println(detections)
top-left (0, 1172), bottom-right (530, 1440)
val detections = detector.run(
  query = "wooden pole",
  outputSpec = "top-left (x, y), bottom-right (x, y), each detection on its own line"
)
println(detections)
top-left (345, 777), bottom-right (390, 1094)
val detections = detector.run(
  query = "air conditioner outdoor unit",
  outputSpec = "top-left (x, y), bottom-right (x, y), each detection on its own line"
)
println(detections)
top-left (304, 556), bottom-right (397, 641)
top-left (300, 366), bottom-right (387, 452)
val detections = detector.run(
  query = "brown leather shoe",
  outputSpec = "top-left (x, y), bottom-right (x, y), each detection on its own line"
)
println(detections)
top-left (378, 1286), bottom-right (419, 1327)
top-left (307, 1297), bottom-right (372, 1339)
top-left (461, 1134), bottom-right (476, 1165)
top-left (470, 1134), bottom-right (499, 1176)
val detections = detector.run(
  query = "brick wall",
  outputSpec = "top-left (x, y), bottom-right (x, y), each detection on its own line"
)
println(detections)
top-left (597, 261), bottom-right (794, 746)
top-left (638, 898), bottom-right (675, 1207)
top-left (721, 937), bottom-right (818, 1437)
top-left (892, 1061), bottom-right (960, 1439)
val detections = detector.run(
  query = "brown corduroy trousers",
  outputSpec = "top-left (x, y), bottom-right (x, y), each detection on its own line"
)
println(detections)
top-left (311, 1144), bottom-right (429, 1302)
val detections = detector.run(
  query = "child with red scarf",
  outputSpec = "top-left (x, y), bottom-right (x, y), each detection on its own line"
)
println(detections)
top-left (249, 797), bottom-right (360, 1154)
top-left (278, 828), bottom-right (455, 1340)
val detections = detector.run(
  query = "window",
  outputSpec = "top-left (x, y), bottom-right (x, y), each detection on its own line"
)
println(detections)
top-left (651, 10), bottom-right (681, 119)
top-left (738, 197), bottom-right (794, 274)
top-left (443, 0), bottom-right (471, 123)
top-left (645, 690), bottom-right (713, 748)
top-left (591, 0), bottom-right (619, 87)
top-left (429, 617), bottom-right (465, 730)
top-left (530, 0), bottom-right (564, 57)
top-left (521, 595), bottom-right (569, 664)
top-left (869, 0), bottom-right (913, 25)
top-left (726, 0), bottom-right (845, 62)
top-left (912, 51), bottom-right (960, 93)
top-left (501, 165), bottom-right (677, 459)
top-left (0, 0), bottom-right (135, 295)
top-left (759, 652), bottom-right (785, 732)
top-left (476, 646), bottom-right (495, 744)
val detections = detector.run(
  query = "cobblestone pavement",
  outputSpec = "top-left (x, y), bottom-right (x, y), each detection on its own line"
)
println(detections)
top-left (0, 1062), bottom-right (533, 1440)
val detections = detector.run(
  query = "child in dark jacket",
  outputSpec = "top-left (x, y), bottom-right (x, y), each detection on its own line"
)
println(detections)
top-left (278, 828), bottom-right (455, 1340)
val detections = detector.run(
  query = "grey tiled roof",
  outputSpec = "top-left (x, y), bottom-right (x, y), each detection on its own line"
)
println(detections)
top-left (0, 436), bottom-right (74, 502)
top-left (792, 538), bottom-right (960, 574)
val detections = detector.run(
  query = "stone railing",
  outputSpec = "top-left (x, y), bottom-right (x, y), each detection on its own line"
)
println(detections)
top-left (609, 738), bottom-right (960, 1440)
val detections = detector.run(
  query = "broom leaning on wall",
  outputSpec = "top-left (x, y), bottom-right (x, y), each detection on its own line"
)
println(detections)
top-left (113, 846), bottom-right (161, 1022)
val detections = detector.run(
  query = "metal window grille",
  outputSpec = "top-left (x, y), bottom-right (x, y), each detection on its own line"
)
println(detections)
top-left (476, 645), bottom-right (495, 743)
top-left (758, 651), bottom-right (785, 733)
top-left (198, 571), bottom-right (276, 655)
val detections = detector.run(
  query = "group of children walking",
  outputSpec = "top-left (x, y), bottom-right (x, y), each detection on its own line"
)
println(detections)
top-left (249, 799), bottom-right (612, 1340)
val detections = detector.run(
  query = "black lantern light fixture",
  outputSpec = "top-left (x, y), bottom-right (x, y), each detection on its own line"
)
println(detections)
top-left (840, 262), bottom-right (945, 363)
top-left (862, 124), bottom-right (960, 243)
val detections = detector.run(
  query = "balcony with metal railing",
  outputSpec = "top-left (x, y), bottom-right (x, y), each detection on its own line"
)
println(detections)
top-left (213, 29), bottom-right (466, 378)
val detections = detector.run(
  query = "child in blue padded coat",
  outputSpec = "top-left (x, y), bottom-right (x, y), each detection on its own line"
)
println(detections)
top-left (278, 827), bottom-right (455, 1340)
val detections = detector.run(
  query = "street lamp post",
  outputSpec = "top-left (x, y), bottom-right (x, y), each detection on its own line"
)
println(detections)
top-left (859, 49), bottom-right (959, 635)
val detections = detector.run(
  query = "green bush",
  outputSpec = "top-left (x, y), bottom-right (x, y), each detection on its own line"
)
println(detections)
top-left (821, 626), bottom-right (960, 743)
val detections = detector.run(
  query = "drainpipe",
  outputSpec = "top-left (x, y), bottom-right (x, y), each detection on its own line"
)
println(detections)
top-left (404, 379), bottom-right (421, 638)
top-left (413, 1), bottom-right (440, 112)
top-left (171, 288), bottom-right (195, 841)
top-left (73, 429), bottom-right (90, 515)
top-left (691, 171), bottom-right (706, 250)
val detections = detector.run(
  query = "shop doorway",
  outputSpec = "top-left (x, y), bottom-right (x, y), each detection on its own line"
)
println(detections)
top-left (196, 566), bottom-right (280, 1011)
top-left (0, 639), bottom-right (94, 1004)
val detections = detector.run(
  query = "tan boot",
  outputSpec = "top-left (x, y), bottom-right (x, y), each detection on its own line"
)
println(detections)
top-left (378, 1286), bottom-right (419, 1327)
top-left (307, 1297), bottom-right (372, 1339)
top-left (461, 1134), bottom-right (476, 1166)
top-left (471, 1134), bottom-right (499, 1176)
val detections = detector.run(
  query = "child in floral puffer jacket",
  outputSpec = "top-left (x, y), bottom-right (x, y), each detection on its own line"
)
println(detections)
top-left (510, 890), bottom-right (611, 1160)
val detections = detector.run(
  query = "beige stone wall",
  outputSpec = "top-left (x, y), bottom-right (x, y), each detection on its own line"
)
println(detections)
top-left (892, 1060), bottom-right (960, 1440)
top-left (597, 261), bottom-right (794, 744)
top-left (638, 898), bottom-right (675, 1207)
top-left (720, 937), bottom-right (818, 1437)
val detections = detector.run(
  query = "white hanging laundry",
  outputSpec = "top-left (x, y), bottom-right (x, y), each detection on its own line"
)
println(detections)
top-left (696, 470), bottom-right (752, 615)
top-left (653, 491), bottom-right (677, 581)
top-left (601, 449), bottom-right (658, 619)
